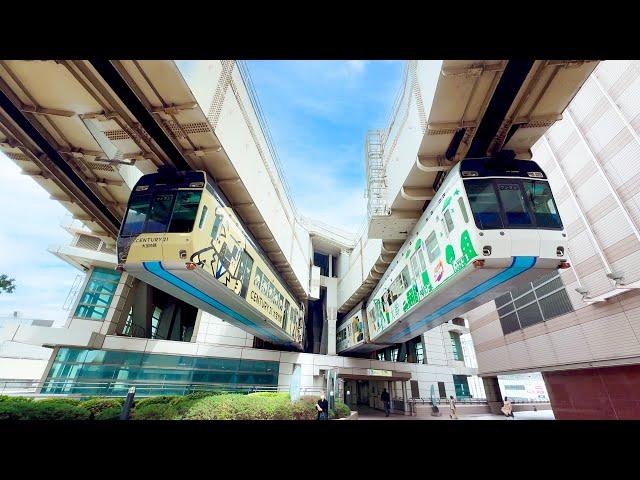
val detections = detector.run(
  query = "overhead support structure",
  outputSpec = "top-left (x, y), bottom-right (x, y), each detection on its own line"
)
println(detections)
top-left (342, 59), bottom-right (599, 314)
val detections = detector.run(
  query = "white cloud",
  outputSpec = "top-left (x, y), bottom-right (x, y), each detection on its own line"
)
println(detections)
top-left (0, 154), bottom-right (79, 321)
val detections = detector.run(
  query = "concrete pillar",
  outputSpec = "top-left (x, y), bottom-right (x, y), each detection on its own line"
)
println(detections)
top-left (100, 273), bottom-right (137, 336)
top-left (482, 376), bottom-right (504, 415)
top-left (321, 276), bottom-right (338, 355)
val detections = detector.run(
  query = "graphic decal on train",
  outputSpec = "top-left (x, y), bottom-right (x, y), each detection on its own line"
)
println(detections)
top-left (365, 157), bottom-right (565, 342)
top-left (117, 170), bottom-right (304, 346)
top-left (337, 307), bottom-right (365, 352)
top-left (366, 182), bottom-right (482, 339)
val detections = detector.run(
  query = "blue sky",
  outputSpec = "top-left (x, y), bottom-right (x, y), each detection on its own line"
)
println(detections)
top-left (177, 60), bottom-right (405, 232)
top-left (0, 158), bottom-right (77, 323)
top-left (0, 60), bottom-right (405, 320)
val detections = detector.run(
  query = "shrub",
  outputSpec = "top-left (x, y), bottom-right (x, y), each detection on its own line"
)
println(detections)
top-left (0, 397), bottom-right (90, 420)
top-left (0, 397), bottom-right (37, 420)
top-left (130, 401), bottom-right (178, 420)
top-left (95, 406), bottom-right (123, 421)
top-left (334, 401), bottom-right (351, 419)
top-left (30, 400), bottom-right (91, 420)
top-left (79, 398), bottom-right (124, 420)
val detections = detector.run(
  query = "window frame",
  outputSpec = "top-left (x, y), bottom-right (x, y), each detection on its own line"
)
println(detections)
top-left (463, 178), bottom-right (563, 231)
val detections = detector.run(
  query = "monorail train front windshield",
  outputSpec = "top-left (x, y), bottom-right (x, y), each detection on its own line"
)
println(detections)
top-left (464, 178), bottom-right (562, 230)
top-left (121, 188), bottom-right (203, 236)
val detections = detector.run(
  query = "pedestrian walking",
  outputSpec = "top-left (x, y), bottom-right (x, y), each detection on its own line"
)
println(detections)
top-left (449, 395), bottom-right (458, 419)
top-left (316, 391), bottom-right (329, 420)
top-left (381, 388), bottom-right (391, 417)
top-left (501, 396), bottom-right (515, 419)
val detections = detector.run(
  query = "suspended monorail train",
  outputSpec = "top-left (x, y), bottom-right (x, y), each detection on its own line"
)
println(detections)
top-left (338, 156), bottom-right (569, 353)
top-left (116, 168), bottom-right (305, 349)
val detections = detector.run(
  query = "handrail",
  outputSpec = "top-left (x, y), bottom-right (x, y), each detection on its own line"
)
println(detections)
top-left (406, 397), bottom-right (550, 405)
top-left (0, 379), bottom-right (286, 398)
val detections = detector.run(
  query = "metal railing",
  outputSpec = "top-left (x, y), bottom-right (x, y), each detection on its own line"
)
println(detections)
top-left (407, 397), bottom-right (550, 406)
top-left (0, 379), bottom-right (285, 398)
top-left (236, 60), bottom-right (298, 218)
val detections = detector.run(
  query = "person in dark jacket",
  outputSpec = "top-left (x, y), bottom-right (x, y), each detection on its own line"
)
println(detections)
top-left (381, 388), bottom-right (391, 417)
top-left (316, 391), bottom-right (329, 420)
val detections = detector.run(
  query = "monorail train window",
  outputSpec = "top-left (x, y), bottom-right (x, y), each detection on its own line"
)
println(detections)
top-left (444, 209), bottom-right (455, 233)
top-left (122, 195), bottom-right (151, 236)
top-left (416, 249), bottom-right (427, 272)
top-left (458, 197), bottom-right (469, 223)
top-left (211, 213), bottom-right (224, 239)
top-left (198, 205), bottom-right (208, 230)
top-left (426, 231), bottom-right (441, 262)
top-left (410, 253), bottom-right (421, 280)
top-left (524, 181), bottom-right (563, 229)
top-left (400, 266), bottom-right (412, 289)
top-left (168, 190), bottom-right (203, 233)
top-left (237, 251), bottom-right (254, 298)
top-left (464, 180), bottom-right (504, 229)
top-left (146, 193), bottom-right (174, 233)
top-left (496, 182), bottom-right (533, 226)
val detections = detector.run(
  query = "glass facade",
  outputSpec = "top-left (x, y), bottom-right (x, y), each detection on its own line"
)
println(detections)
top-left (450, 332), bottom-right (464, 361)
top-left (42, 348), bottom-right (280, 396)
top-left (73, 268), bottom-right (121, 321)
top-left (453, 375), bottom-right (471, 398)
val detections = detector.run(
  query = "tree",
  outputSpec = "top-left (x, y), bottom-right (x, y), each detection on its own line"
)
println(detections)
top-left (0, 274), bottom-right (16, 294)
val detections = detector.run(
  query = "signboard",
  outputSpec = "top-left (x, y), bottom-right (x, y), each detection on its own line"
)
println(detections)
top-left (367, 369), bottom-right (392, 377)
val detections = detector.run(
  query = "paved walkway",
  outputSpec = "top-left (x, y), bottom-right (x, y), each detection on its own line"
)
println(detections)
top-left (355, 406), bottom-right (555, 420)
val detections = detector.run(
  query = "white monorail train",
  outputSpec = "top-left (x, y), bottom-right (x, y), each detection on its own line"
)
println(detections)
top-left (339, 156), bottom-right (569, 353)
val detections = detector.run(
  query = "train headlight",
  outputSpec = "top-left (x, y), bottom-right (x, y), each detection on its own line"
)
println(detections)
top-left (482, 246), bottom-right (492, 256)
top-left (527, 172), bottom-right (544, 178)
top-left (461, 171), bottom-right (479, 177)
top-left (179, 249), bottom-right (187, 259)
top-left (556, 246), bottom-right (565, 257)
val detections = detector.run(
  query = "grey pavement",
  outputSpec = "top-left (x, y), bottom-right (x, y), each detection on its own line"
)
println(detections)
top-left (355, 406), bottom-right (555, 420)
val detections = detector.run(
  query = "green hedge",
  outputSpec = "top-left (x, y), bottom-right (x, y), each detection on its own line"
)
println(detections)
top-left (0, 392), bottom-right (353, 420)
top-left (0, 396), bottom-right (90, 420)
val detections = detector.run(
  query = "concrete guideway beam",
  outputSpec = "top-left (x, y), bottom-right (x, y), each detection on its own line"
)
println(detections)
top-left (401, 186), bottom-right (435, 202)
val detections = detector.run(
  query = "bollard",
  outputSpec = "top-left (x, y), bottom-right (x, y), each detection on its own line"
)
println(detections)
top-left (119, 386), bottom-right (136, 420)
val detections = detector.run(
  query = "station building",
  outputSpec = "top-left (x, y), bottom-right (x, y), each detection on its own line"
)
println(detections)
top-left (0, 60), bottom-right (483, 415)
top-left (5, 59), bottom-right (634, 420)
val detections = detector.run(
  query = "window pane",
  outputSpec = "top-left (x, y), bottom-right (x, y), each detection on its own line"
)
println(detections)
top-left (74, 305), bottom-right (108, 320)
top-left (517, 303), bottom-right (543, 328)
top-left (145, 193), bottom-right (175, 233)
top-left (169, 190), bottom-right (203, 233)
top-left (496, 183), bottom-right (533, 226)
top-left (524, 180), bottom-right (563, 229)
top-left (211, 213), bottom-right (224, 239)
top-left (464, 180), bottom-right (503, 229)
top-left (538, 290), bottom-right (573, 321)
top-left (495, 292), bottom-right (513, 308)
top-left (444, 209), bottom-right (455, 233)
top-left (122, 195), bottom-right (151, 236)
top-left (499, 311), bottom-right (521, 334)
top-left (198, 205), bottom-right (208, 230)
top-left (426, 231), bottom-right (440, 263)
top-left (458, 197), bottom-right (469, 223)
top-left (514, 292), bottom-right (536, 309)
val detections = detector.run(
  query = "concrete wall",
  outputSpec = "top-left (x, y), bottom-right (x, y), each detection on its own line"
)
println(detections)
top-left (195, 311), bottom-right (254, 348)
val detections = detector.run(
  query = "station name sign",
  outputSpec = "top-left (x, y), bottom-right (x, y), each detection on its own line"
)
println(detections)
top-left (367, 369), bottom-right (392, 377)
